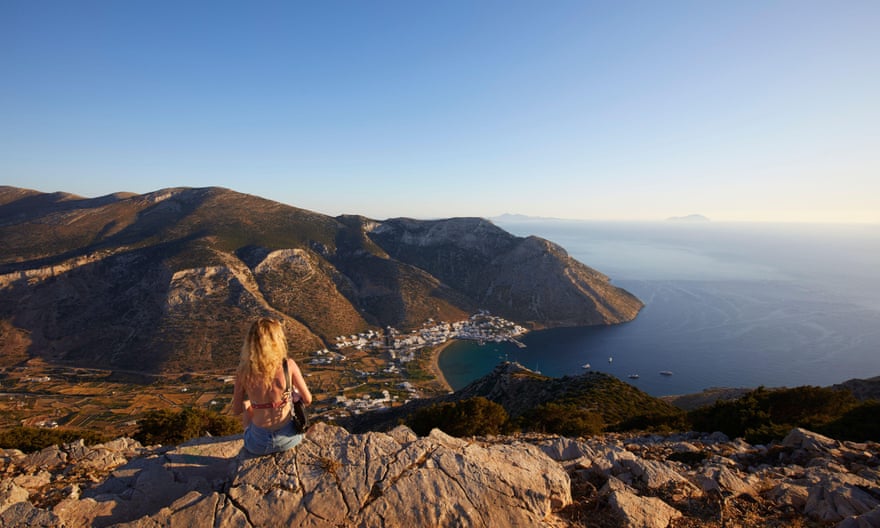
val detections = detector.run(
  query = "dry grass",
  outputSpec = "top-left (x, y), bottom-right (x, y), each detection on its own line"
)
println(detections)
top-left (316, 456), bottom-right (342, 476)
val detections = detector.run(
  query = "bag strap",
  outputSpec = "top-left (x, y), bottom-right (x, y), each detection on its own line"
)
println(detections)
top-left (282, 359), bottom-right (292, 401)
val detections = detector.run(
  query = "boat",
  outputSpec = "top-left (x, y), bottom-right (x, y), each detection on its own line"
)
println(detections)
top-left (660, 370), bottom-right (673, 376)
top-left (582, 363), bottom-right (591, 369)
top-left (608, 357), bottom-right (613, 363)
top-left (628, 374), bottom-right (640, 379)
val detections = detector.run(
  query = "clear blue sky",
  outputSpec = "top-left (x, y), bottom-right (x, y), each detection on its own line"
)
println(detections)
top-left (2, 1), bottom-right (878, 222)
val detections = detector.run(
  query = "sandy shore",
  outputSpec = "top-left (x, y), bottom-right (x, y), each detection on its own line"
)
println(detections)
top-left (429, 340), bottom-right (456, 392)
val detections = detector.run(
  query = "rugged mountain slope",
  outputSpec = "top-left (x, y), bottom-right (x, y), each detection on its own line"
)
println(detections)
top-left (0, 186), bottom-right (642, 373)
top-left (369, 218), bottom-right (643, 326)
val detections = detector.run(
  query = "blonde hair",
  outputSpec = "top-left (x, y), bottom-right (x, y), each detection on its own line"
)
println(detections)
top-left (237, 318), bottom-right (288, 389)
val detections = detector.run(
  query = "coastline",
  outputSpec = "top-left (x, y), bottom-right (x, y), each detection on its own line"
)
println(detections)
top-left (429, 339), bottom-right (455, 392)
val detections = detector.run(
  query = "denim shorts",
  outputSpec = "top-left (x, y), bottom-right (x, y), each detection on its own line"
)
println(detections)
top-left (243, 420), bottom-right (304, 455)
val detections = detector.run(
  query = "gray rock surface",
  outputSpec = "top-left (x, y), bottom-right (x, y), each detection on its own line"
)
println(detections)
top-left (2, 423), bottom-right (571, 527)
top-left (2, 425), bottom-right (879, 527)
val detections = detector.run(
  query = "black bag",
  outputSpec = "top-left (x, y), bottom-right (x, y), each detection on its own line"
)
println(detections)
top-left (292, 399), bottom-right (309, 431)
top-left (283, 360), bottom-right (309, 431)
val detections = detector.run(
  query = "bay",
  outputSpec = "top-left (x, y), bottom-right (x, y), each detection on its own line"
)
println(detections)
top-left (438, 220), bottom-right (880, 396)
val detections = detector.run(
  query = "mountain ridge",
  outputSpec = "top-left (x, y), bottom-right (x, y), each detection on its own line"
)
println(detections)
top-left (0, 186), bottom-right (643, 374)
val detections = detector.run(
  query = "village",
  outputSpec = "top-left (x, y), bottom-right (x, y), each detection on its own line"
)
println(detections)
top-left (316, 311), bottom-right (527, 416)
top-left (0, 312), bottom-right (527, 435)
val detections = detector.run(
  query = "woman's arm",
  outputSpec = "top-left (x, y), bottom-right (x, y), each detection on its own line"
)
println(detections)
top-left (288, 358), bottom-right (313, 405)
top-left (231, 377), bottom-right (246, 415)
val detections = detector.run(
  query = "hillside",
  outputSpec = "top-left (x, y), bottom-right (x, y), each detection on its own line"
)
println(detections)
top-left (834, 375), bottom-right (880, 402)
top-left (0, 186), bottom-right (642, 374)
top-left (337, 362), bottom-right (682, 434)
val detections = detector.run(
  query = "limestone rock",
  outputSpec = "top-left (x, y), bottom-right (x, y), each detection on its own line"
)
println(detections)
top-left (226, 423), bottom-right (571, 527)
top-left (804, 476), bottom-right (880, 522)
top-left (21, 424), bottom-right (571, 527)
top-left (52, 496), bottom-right (115, 528)
top-left (837, 506), bottom-right (880, 528)
top-left (538, 436), bottom-right (594, 462)
top-left (109, 490), bottom-right (225, 528)
top-left (12, 469), bottom-right (52, 491)
top-left (767, 481), bottom-right (810, 510)
top-left (23, 445), bottom-right (67, 471)
top-left (605, 486), bottom-right (682, 528)
top-left (617, 457), bottom-right (694, 491)
top-left (696, 464), bottom-right (755, 497)
top-left (0, 479), bottom-right (29, 515)
top-left (1, 448), bottom-right (26, 467)
top-left (2, 425), bottom-right (879, 527)
top-left (67, 434), bottom-right (242, 527)
top-left (784, 428), bottom-right (841, 454)
top-left (0, 500), bottom-right (61, 527)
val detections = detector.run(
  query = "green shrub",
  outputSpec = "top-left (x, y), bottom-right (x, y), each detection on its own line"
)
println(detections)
top-left (521, 402), bottom-right (604, 437)
top-left (0, 427), bottom-right (110, 453)
top-left (134, 407), bottom-right (242, 446)
top-left (820, 401), bottom-right (880, 442)
top-left (689, 389), bottom-right (771, 439)
top-left (744, 423), bottom-right (794, 445)
top-left (667, 450), bottom-right (709, 467)
top-left (406, 397), bottom-right (509, 437)
top-left (613, 411), bottom-right (690, 434)
top-left (687, 386), bottom-right (865, 442)
top-left (546, 374), bottom-right (685, 429)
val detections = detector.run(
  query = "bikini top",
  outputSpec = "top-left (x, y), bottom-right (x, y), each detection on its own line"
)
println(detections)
top-left (250, 397), bottom-right (288, 410)
top-left (250, 361), bottom-right (293, 410)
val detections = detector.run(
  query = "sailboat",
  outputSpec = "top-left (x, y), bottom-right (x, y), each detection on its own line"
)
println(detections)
top-left (608, 356), bottom-right (613, 364)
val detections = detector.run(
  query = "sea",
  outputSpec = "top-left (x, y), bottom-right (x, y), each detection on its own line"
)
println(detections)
top-left (438, 219), bottom-right (880, 396)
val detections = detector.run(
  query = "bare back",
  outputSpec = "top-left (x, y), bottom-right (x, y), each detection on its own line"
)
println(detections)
top-left (244, 361), bottom-right (290, 430)
top-left (232, 358), bottom-right (313, 431)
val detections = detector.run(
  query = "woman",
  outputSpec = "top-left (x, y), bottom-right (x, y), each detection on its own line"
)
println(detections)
top-left (232, 318), bottom-right (312, 455)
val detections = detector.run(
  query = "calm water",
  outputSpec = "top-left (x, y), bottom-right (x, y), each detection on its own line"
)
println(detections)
top-left (439, 220), bottom-right (880, 396)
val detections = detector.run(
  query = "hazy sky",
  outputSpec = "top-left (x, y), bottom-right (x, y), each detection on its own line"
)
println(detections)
top-left (2, 1), bottom-right (878, 222)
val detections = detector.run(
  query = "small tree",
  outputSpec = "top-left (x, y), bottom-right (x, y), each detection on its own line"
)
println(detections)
top-left (407, 397), bottom-right (509, 437)
top-left (135, 407), bottom-right (241, 446)
top-left (0, 427), bottom-right (109, 453)
top-left (522, 402), bottom-right (604, 437)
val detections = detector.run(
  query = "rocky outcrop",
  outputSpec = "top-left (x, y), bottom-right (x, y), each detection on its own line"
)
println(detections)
top-left (536, 427), bottom-right (880, 527)
top-left (1, 423), bottom-right (570, 527)
top-left (3, 425), bottom-right (876, 527)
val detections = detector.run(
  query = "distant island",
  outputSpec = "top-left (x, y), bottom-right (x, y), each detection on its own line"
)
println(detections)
top-left (667, 214), bottom-right (711, 222)
top-left (492, 212), bottom-right (565, 223)
top-left (494, 213), bottom-right (715, 224)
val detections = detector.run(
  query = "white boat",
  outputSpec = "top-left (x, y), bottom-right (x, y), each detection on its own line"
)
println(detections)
top-left (628, 374), bottom-right (640, 379)
top-left (582, 363), bottom-right (591, 369)
top-left (608, 357), bottom-right (613, 363)
top-left (660, 370), bottom-right (673, 376)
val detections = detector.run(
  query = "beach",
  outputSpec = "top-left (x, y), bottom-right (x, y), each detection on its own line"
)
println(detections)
top-left (429, 340), bottom-right (455, 392)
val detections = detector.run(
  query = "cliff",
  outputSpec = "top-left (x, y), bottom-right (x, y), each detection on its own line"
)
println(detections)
top-left (0, 186), bottom-right (642, 373)
top-left (2, 424), bottom-right (878, 527)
